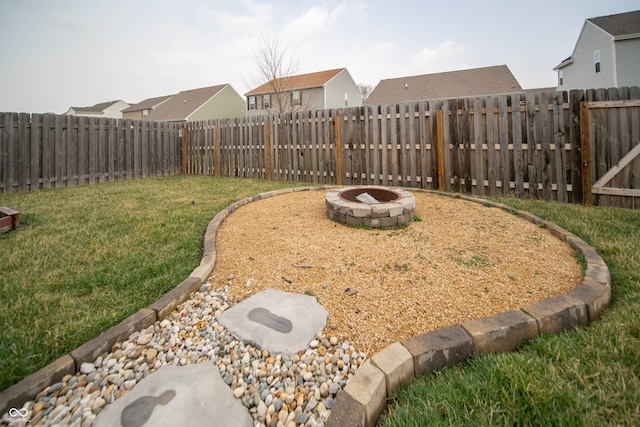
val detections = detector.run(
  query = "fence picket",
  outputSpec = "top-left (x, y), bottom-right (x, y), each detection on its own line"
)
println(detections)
top-left (511, 94), bottom-right (524, 198)
top-left (498, 96), bottom-right (510, 196)
top-left (30, 114), bottom-right (42, 190)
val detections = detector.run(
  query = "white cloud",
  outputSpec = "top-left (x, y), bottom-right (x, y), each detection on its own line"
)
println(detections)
top-left (280, 6), bottom-right (332, 42)
top-left (410, 40), bottom-right (467, 74)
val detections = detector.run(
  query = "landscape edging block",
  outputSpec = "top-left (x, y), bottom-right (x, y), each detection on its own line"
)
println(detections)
top-left (401, 325), bottom-right (474, 376)
top-left (0, 355), bottom-right (75, 417)
top-left (325, 389), bottom-right (366, 427)
top-left (566, 279), bottom-right (611, 321)
top-left (370, 342), bottom-right (415, 397)
top-left (461, 310), bottom-right (539, 355)
top-left (521, 295), bottom-right (589, 334)
top-left (147, 277), bottom-right (202, 320)
top-left (342, 360), bottom-right (387, 427)
top-left (70, 308), bottom-right (156, 366)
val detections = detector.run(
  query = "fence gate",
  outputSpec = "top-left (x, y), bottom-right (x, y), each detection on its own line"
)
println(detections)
top-left (581, 98), bottom-right (640, 209)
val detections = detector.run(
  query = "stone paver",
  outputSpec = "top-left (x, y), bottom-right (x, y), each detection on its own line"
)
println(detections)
top-left (93, 363), bottom-right (252, 427)
top-left (218, 288), bottom-right (328, 355)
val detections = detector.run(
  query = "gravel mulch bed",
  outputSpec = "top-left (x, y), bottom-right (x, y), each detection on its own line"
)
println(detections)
top-left (210, 190), bottom-right (582, 356)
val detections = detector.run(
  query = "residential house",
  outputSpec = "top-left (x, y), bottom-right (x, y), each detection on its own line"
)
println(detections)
top-left (554, 9), bottom-right (640, 91)
top-left (141, 84), bottom-right (245, 122)
top-left (65, 100), bottom-right (130, 118)
top-left (364, 65), bottom-right (523, 105)
top-left (122, 95), bottom-right (173, 120)
top-left (244, 68), bottom-right (362, 115)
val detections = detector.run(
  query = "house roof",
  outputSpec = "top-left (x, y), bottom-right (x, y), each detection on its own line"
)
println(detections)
top-left (554, 9), bottom-right (640, 70)
top-left (122, 95), bottom-right (174, 113)
top-left (245, 68), bottom-right (345, 96)
top-left (364, 65), bottom-right (523, 105)
top-left (143, 85), bottom-right (228, 121)
top-left (70, 100), bottom-right (125, 113)
top-left (588, 9), bottom-right (640, 38)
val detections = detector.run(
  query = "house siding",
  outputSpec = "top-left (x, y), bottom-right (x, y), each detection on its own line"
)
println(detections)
top-left (67, 100), bottom-right (129, 119)
top-left (303, 87), bottom-right (326, 111)
top-left (615, 38), bottom-right (640, 87)
top-left (123, 110), bottom-right (144, 120)
top-left (246, 86), bottom-right (326, 116)
top-left (189, 85), bottom-right (245, 121)
top-left (559, 22), bottom-right (616, 91)
top-left (324, 70), bottom-right (363, 109)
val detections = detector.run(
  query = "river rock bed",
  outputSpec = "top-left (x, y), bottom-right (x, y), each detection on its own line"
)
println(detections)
top-left (2, 281), bottom-right (363, 427)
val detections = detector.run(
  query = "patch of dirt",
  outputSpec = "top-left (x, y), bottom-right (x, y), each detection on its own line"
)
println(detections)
top-left (209, 190), bottom-right (582, 356)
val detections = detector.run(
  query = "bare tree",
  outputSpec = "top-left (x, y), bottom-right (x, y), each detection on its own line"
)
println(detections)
top-left (249, 35), bottom-right (319, 114)
top-left (250, 35), bottom-right (300, 114)
top-left (358, 83), bottom-right (375, 102)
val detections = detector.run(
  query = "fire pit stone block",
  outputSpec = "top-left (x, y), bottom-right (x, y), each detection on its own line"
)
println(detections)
top-left (326, 187), bottom-right (415, 228)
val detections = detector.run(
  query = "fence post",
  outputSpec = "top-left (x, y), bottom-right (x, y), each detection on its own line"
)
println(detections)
top-left (580, 101), bottom-right (593, 205)
top-left (181, 126), bottom-right (187, 174)
top-left (569, 90), bottom-right (584, 203)
top-left (265, 120), bottom-right (272, 181)
top-left (334, 115), bottom-right (342, 185)
top-left (435, 109), bottom-right (445, 191)
top-left (213, 123), bottom-right (220, 177)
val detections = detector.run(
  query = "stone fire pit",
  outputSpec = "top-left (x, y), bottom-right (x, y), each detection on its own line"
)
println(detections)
top-left (325, 186), bottom-right (415, 228)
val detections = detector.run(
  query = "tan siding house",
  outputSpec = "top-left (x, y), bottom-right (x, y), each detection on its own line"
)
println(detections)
top-left (141, 84), bottom-right (245, 122)
top-left (65, 100), bottom-right (130, 118)
top-left (365, 65), bottom-right (523, 105)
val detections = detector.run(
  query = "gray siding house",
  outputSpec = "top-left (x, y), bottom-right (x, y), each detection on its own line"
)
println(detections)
top-left (245, 68), bottom-right (362, 116)
top-left (554, 9), bottom-right (640, 91)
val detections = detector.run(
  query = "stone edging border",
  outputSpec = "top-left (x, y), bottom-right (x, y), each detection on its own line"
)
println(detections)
top-left (0, 187), bottom-right (611, 426)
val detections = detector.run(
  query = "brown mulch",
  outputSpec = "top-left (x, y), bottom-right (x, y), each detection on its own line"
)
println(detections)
top-left (208, 190), bottom-right (582, 356)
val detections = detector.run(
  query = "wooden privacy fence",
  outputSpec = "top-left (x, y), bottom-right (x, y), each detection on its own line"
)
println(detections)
top-left (580, 89), bottom-right (640, 209)
top-left (0, 113), bottom-right (181, 193)
top-left (183, 87), bottom-right (639, 208)
top-left (3, 88), bottom-right (638, 209)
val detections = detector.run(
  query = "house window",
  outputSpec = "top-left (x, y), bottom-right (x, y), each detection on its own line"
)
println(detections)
top-left (292, 90), bottom-right (301, 106)
top-left (594, 50), bottom-right (601, 73)
top-left (344, 92), bottom-right (348, 106)
top-left (248, 96), bottom-right (256, 110)
top-left (142, 109), bottom-right (149, 117)
top-left (263, 95), bottom-right (270, 109)
top-left (558, 70), bottom-right (563, 86)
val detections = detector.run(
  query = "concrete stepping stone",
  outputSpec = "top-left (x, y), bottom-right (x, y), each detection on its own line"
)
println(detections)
top-left (219, 288), bottom-right (329, 355)
top-left (94, 363), bottom-right (252, 427)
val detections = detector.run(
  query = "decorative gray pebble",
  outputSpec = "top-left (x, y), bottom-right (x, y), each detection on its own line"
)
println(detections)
top-left (6, 283), bottom-right (361, 426)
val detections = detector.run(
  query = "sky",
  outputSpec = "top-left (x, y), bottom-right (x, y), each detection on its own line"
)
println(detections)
top-left (1, 0), bottom-right (638, 114)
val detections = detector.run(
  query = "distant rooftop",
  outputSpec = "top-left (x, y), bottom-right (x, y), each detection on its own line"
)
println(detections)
top-left (245, 68), bottom-right (345, 96)
top-left (365, 65), bottom-right (523, 105)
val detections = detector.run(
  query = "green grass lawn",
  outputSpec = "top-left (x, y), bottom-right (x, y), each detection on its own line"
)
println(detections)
top-left (1, 180), bottom-right (638, 425)
top-left (0, 176), bottom-right (302, 392)
top-left (379, 198), bottom-right (640, 427)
